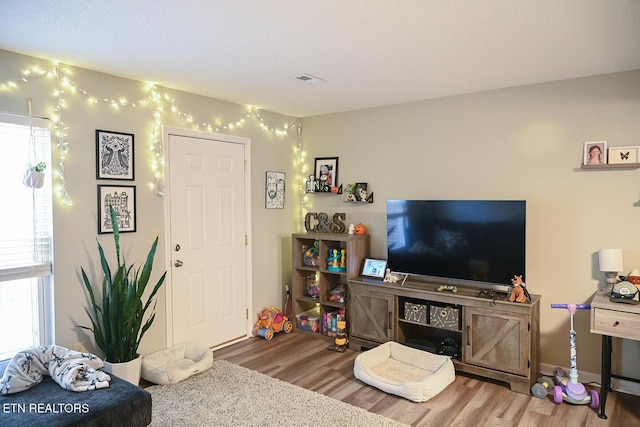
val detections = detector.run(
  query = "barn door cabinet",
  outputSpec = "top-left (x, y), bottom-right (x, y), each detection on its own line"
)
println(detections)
top-left (347, 278), bottom-right (540, 394)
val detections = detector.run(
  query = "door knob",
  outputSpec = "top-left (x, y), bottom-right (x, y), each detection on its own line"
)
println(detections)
top-left (174, 260), bottom-right (184, 268)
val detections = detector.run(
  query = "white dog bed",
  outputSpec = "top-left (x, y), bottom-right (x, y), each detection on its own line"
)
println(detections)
top-left (353, 341), bottom-right (455, 402)
top-left (141, 342), bottom-right (213, 385)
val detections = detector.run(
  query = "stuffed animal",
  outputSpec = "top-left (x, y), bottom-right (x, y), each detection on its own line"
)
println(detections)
top-left (509, 275), bottom-right (529, 303)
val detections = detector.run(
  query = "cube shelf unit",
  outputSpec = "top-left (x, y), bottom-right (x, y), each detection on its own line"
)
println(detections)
top-left (291, 232), bottom-right (369, 338)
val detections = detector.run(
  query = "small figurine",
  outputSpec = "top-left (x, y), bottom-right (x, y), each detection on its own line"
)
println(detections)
top-left (383, 268), bottom-right (401, 284)
top-left (348, 224), bottom-right (355, 234)
top-left (305, 174), bottom-right (315, 193)
top-left (509, 275), bottom-right (530, 303)
top-left (340, 249), bottom-right (346, 269)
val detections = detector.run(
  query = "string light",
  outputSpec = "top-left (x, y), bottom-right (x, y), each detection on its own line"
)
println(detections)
top-left (1, 61), bottom-right (298, 204)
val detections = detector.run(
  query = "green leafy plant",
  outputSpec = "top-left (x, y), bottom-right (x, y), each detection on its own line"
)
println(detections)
top-left (80, 205), bottom-right (166, 363)
top-left (28, 161), bottom-right (46, 172)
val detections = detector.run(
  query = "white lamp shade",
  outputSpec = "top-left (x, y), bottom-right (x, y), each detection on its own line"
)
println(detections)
top-left (599, 249), bottom-right (623, 272)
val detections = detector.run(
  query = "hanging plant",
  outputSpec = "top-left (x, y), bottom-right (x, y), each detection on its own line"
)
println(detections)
top-left (23, 161), bottom-right (46, 189)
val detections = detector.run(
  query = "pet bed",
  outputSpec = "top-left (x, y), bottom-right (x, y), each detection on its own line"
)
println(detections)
top-left (353, 341), bottom-right (455, 402)
top-left (141, 342), bottom-right (213, 385)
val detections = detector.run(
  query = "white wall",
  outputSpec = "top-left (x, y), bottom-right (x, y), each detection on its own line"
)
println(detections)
top-left (300, 70), bottom-right (640, 377)
top-left (0, 49), bottom-right (298, 358)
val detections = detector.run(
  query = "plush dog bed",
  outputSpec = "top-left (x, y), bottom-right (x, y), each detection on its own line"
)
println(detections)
top-left (353, 341), bottom-right (455, 402)
top-left (141, 342), bottom-right (213, 385)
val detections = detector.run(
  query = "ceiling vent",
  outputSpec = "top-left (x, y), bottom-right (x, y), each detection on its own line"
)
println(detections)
top-left (289, 73), bottom-right (326, 85)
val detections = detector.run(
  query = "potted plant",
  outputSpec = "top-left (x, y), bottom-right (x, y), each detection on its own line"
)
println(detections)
top-left (80, 205), bottom-right (166, 385)
top-left (23, 161), bottom-right (46, 188)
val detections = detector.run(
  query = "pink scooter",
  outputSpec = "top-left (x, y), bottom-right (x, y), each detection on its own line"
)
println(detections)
top-left (550, 304), bottom-right (599, 408)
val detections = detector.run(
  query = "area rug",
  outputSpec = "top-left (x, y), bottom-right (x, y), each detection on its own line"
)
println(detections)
top-left (147, 359), bottom-right (407, 426)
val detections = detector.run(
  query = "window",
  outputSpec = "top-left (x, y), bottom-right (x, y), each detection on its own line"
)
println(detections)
top-left (0, 116), bottom-right (54, 359)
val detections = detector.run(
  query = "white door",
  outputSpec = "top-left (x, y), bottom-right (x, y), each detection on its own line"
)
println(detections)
top-left (167, 130), bottom-right (250, 348)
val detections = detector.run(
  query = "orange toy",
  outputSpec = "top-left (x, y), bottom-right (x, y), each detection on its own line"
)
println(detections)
top-left (253, 306), bottom-right (293, 340)
top-left (509, 275), bottom-right (529, 303)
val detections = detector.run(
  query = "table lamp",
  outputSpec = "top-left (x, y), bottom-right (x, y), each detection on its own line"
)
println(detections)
top-left (599, 249), bottom-right (623, 286)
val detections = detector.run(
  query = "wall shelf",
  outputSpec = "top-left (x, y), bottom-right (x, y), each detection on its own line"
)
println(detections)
top-left (581, 163), bottom-right (640, 170)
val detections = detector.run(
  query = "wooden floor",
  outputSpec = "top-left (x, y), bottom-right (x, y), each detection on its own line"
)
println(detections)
top-left (213, 331), bottom-right (640, 427)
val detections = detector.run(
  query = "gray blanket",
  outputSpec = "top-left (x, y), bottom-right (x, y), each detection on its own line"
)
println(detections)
top-left (0, 345), bottom-right (110, 394)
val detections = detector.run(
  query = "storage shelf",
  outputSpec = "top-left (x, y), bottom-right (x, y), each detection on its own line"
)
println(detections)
top-left (322, 300), bottom-right (345, 309)
top-left (398, 317), bottom-right (462, 333)
top-left (296, 296), bottom-right (320, 304)
top-left (291, 232), bottom-right (369, 336)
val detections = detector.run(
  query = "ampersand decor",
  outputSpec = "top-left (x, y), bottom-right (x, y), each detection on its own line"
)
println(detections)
top-left (304, 212), bottom-right (346, 233)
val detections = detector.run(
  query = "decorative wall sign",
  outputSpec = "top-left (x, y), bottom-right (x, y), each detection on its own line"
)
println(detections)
top-left (96, 129), bottom-right (135, 180)
top-left (98, 185), bottom-right (136, 234)
top-left (312, 157), bottom-right (339, 192)
top-left (304, 212), bottom-right (346, 233)
top-left (265, 171), bottom-right (285, 209)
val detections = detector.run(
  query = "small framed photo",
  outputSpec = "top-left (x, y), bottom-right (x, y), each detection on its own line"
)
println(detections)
top-left (583, 141), bottom-right (607, 165)
top-left (362, 258), bottom-right (387, 279)
top-left (98, 185), bottom-right (136, 234)
top-left (96, 129), bottom-right (135, 180)
top-left (313, 157), bottom-right (338, 192)
top-left (354, 182), bottom-right (368, 201)
top-left (608, 146), bottom-right (639, 164)
top-left (265, 171), bottom-right (285, 209)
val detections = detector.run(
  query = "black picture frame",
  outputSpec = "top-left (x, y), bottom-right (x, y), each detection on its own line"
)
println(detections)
top-left (96, 129), bottom-right (135, 180)
top-left (313, 157), bottom-right (338, 192)
top-left (265, 171), bottom-right (286, 209)
top-left (354, 182), bottom-right (368, 201)
top-left (97, 185), bottom-right (136, 234)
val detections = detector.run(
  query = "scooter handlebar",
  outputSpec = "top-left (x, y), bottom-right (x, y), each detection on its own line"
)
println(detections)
top-left (550, 303), bottom-right (591, 310)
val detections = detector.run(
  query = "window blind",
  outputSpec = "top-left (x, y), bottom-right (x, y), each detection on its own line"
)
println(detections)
top-left (0, 119), bottom-right (53, 282)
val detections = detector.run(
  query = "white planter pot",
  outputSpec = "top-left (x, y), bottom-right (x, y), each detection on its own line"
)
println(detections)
top-left (23, 170), bottom-right (45, 188)
top-left (103, 356), bottom-right (142, 386)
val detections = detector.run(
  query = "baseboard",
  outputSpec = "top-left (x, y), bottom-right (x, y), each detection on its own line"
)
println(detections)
top-left (540, 362), bottom-right (640, 397)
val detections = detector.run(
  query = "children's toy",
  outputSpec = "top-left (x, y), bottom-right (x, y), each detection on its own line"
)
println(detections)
top-left (550, 304), bottom-right (599, 408)
top-left (509, 275), bottom-right (530, 303)
top-left (303, 240), bottom-right (320, 267)
top-left (328, 317), bottom-right (348, 352)
top-left (326, 248), bottom-right (346, 272)
top-left (253, 306), bottom-right (293, 340)
top-left (531, 376), bottom-right (555, 399)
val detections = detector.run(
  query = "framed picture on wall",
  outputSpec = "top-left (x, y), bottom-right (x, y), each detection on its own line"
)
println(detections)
top-left (265, 171), bottom-right (285, 209)
top-left (583, 141), bottom-right (607, 165)
top-left (608, 146), bottom-right (639, 164)
top-left (313, 157), bottom-right (338, 192)
top-left (97, 185), bottom-right (136, 234)
top-left (96, 129), bottom-right (135, 180)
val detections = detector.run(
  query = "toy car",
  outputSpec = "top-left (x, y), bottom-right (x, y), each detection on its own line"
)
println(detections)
top-left (253, 306), bottom-right (293, 340)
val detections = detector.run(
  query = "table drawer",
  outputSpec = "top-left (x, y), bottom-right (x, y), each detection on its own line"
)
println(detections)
top-left (592, 307), bottom-right (640, 339)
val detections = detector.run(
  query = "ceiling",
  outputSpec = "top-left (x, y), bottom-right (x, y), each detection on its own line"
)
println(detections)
top-left (2, 1), bottom-right (640, 118)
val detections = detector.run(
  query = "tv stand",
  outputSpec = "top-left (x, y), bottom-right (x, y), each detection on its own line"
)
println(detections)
top-left (348, 277), bottom-right (540, 394)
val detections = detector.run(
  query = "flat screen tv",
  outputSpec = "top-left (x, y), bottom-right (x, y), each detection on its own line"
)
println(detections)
top-left (387, 200), bottom-right (526, 289)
